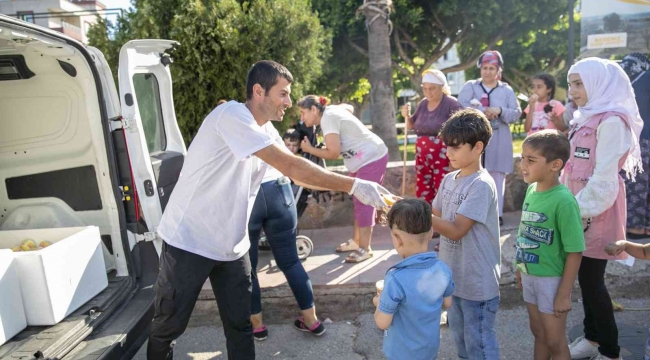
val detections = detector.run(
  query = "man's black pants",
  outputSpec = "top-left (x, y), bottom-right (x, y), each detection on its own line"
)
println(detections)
top-left (147, 242), bottom-right (254, 360)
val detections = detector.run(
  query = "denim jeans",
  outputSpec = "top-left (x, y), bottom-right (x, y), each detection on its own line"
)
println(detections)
top-left (448, 295), bottom-right (500, 360)
top-left (248, 178), bottom-right (314, 314)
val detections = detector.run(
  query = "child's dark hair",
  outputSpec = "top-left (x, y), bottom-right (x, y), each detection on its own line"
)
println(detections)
top-left (523, 130), bottom-right (570, 171)
top-left (387, 199), bottom-right (432, 236)
top-left (282, 131), bottom-right (301, 143)
top-left (533, 73), bottom-right (556, 113)
top-left (440, 108), bottom-right (492, 152)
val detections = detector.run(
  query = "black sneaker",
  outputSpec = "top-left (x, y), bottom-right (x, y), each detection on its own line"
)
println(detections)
top-left (293, 317), bottom-right (326, 336)
top-left (253, 325), bottom-right (268, 341)
top-left (499, 217), bottom-right (504, 226)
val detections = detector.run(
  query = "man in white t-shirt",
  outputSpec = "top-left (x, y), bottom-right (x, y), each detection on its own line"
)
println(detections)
top-left (147, 60), bottom-right (391, 360)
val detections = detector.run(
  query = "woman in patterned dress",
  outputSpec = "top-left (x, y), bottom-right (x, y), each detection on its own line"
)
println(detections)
top-left (401, 69), bottom-right (463, 208)
top-left (458, 50), bottom-right (522, 225)
top-left (621, 52), bottom-right (650, 239)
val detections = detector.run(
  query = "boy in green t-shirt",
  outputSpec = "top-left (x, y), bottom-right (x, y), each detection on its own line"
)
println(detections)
top-left (516, 130), bottom-right (585, 360)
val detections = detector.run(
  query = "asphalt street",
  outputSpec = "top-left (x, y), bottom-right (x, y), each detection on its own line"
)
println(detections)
top-left (134, 297), bottom-right (650, 360)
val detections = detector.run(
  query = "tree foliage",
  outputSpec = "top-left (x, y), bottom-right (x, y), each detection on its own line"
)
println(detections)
top-left (314, 0), bottom-right (572, 98)
top-left (464, 11), bottom-right (581, 96)
top-left (88, 0), bottom-right (330, 142)
top-left (603, 13), bottom-right (622, 33)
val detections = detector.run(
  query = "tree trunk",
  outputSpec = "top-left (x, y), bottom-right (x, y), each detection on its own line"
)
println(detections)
top-left (360, 1), bottom-right (400, 161)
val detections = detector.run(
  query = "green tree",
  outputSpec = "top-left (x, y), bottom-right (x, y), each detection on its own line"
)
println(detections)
top-left (315, 0), bottom-right (572, 98)
top-left (88, 0), bottom-right (330, 142)
top-left (311, 1), bottom-right (370, 113)
top-left (603, 13), bottom-right (622, 33)
top-left (358, 0), bottom-right (400, 161)
top-left (464, 11), bottom-right (581, 96)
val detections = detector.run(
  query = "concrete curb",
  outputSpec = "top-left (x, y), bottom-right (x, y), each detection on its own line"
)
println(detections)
top-left (189, 272), bottom-right (650, 328)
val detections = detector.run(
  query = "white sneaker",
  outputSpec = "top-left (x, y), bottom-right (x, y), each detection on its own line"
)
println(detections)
top-left (590, 355), bottom-right (622, 360)
top-left (569, 336), bottom-right (599, 359)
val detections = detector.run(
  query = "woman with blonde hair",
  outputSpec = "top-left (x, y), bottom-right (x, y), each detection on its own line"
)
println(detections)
top-left (299, 95), bottom-right (389, 263)
top-left (401, 69), bottom-right (463, 208)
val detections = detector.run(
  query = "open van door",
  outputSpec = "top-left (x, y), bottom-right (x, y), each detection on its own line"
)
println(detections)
top-left (117, 40), bottom-right (187, 255)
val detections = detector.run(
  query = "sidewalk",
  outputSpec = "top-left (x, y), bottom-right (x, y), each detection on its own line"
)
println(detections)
top-left (191, 211), bottom-right (650, 327)
top-left (244, 211), bottom-right (521, 287)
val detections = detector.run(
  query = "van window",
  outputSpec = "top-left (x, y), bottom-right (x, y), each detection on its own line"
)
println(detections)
top-left (133, 73), bottom-right (166, 153)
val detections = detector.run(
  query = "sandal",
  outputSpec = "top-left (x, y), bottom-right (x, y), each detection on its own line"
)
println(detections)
top-left (345, 248), bottom-right (373, 263)
top-left (336, 239), bottom-right (359, 253)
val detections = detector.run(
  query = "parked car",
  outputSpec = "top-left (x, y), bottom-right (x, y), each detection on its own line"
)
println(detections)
top-left (0, 14), bottom-right (185, 359)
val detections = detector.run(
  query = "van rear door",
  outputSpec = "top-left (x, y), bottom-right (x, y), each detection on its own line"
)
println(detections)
top-left (117, 40), bottom-right (186, 254)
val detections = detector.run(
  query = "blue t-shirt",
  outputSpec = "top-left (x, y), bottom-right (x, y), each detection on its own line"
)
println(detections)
top-left (379, 252), bottom-right (455, 360)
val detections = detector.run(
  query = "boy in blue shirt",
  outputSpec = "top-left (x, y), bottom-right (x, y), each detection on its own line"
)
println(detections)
top-left (373, 198), bottom-right (454, 360)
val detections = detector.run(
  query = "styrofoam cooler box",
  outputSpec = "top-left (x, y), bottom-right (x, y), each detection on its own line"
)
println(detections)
top-left (0, 250), bottom-right (27, 345)
top-left (0, 227), bottom-right (108, 326)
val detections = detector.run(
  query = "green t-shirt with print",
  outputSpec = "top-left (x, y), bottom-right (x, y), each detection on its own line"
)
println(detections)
top-left (516, 184), bottom-right (585, 277)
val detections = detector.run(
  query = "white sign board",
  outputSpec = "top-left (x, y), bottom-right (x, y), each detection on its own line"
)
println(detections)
top-left (580, 0), bottom-right (650, 57)
top-left (587, 32), bottom-right (628, 49)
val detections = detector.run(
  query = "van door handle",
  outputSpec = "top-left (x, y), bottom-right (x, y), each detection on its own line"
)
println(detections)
top-left (144, 180), bottom-right (155, 196)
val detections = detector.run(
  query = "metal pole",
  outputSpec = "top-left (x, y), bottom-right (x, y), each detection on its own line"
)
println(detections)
top-left (568, 0), bottom-right (575, 67)
top-left (401, 96), bottom-right (408, 196)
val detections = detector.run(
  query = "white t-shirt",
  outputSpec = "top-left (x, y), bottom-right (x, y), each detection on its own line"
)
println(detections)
top-left (261, 130), bottom-right (288, 183)
top-left (157, 101), bottom-right (276, 261)
top-left (320, 105), bottom-right (388, 172)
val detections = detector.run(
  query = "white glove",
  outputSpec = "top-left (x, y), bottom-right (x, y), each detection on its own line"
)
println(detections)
top-left (470, 99), bottom-right (482, 106)
top-left (349, 178), bottom-right (393, 209)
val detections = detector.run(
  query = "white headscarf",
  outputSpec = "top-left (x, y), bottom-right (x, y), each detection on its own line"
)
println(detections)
top-left (568, 57), bottom-right (644, 180)
top-left (422, 69), bottom-right (451, 95)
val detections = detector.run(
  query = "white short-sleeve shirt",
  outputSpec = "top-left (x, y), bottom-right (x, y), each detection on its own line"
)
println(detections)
top-left (157, 101), bottom-right (276, 261)
top-left (320, 105), bottom-right (388, 172)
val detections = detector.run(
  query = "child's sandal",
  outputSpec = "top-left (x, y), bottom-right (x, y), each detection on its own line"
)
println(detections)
top-left (345, 248), bottom-right (373, 263)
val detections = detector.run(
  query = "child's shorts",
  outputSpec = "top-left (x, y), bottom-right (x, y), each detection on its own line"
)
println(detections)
top-left (521, 272), bottom-right (562, 315)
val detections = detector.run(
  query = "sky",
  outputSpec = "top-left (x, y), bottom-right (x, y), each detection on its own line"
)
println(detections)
top-left (101, 0), bottom-right (132, 12)
top-left (581, 0), bottom-right (650, 17)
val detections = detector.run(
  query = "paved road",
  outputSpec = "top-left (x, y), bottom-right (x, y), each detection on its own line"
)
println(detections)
top-left (134, 297), bottom-right (650, 360)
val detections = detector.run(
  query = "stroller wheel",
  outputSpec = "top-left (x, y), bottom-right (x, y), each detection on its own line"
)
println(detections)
top-left (258, 236), bottom-right (271, 251)
top-left (296, 235), bottom-right (314, 260)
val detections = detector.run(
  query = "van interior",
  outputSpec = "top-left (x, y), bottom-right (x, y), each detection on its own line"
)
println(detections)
top-left (0, 18), bottom-right (171, 360)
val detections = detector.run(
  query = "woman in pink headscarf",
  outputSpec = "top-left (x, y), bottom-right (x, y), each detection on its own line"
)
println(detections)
top-left (563, 57), bottom-right (643, 360)
top-left (458, 50), bottom-right (522, 225)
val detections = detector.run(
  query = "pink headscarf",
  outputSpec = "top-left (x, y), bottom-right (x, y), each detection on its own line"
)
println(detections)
top-left (477, 50), bottom-right (503, 80)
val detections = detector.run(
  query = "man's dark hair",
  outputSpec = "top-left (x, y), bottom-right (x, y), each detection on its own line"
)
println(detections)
top-left (440, 108), bottom-right (492, 151)
top-left (245, 60), bottom-right (293, 100)
top-left (282, 131), bottom-right (301, 143)
top-left (523, 130), bottom-right (570, 171)
top-left (387, 199), bottom-right (432, 235)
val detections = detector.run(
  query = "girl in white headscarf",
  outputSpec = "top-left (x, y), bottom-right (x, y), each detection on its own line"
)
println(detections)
top-left (563, 57), bottom-right (643, 360)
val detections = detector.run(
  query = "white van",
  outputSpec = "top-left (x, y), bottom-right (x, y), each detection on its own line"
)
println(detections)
top-left (0, 15), bottom-right (185, 359)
